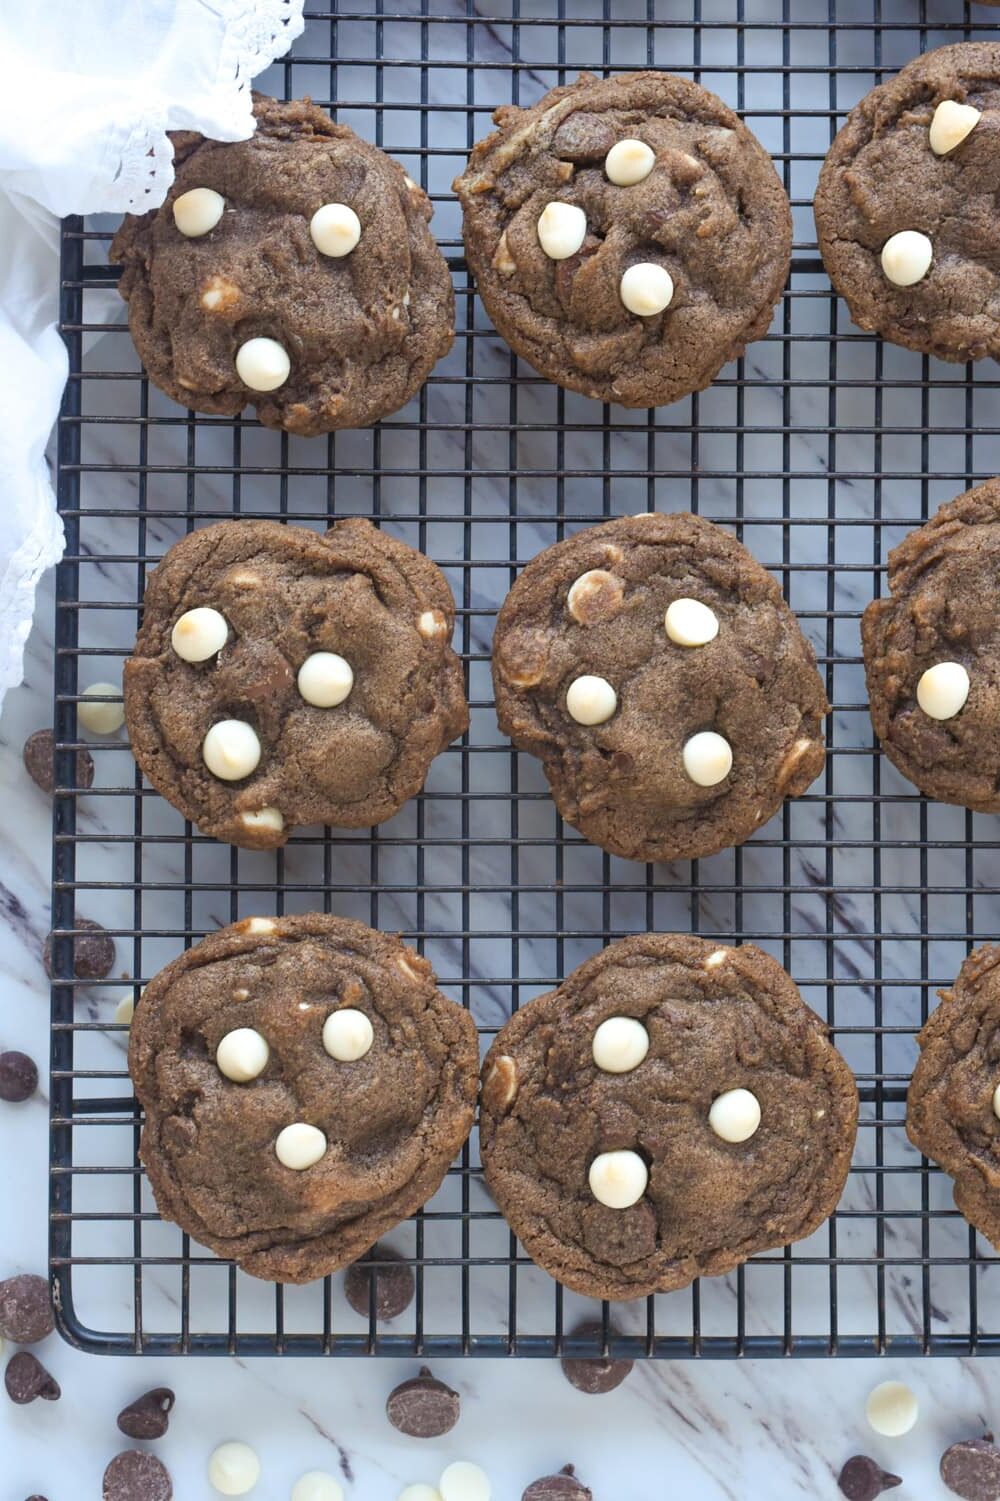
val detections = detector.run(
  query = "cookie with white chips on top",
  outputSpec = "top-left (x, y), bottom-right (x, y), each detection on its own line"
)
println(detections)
top-left (491, 511), bottom-right (828, 863)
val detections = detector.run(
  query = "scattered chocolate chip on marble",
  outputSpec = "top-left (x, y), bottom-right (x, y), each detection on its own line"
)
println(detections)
top-left (837, 1456), bottom-right (902, 1501)
top-left (344, 1245), bottom-right (415, 1321)
top-left (5, 1352), bottom-right (60, 1405)
top-left (0, 1274), bottom-right (54, 1343)
top-left (522, 1463), bottom-right (593, 1500)
top-left (43, 917), bottom-right (116, 981)
top-left (560, 1323), bottom-right (633, 1395)
top-left (103, 1450), bottom-right (173, 1501)
top-left (940, 1438), bottom-right (1000, 1501)
top-left (23, 729), bottom-right (95, 796)
top-left (117, 1387), bottom-right (176, 1440)
top-left (0, 1051), bottom-right (38, 1103)
top-left (387, 1366), bottom-right (460, 1438)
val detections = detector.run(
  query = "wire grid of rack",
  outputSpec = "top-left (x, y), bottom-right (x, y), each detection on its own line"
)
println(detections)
top-left (49, 0), bottom-right (1000, 1359)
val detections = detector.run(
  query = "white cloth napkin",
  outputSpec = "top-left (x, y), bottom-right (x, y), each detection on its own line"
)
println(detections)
top-left (0, 0), bottom-right (305, 709)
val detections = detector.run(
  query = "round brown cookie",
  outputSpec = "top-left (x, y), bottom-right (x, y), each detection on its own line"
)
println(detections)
top-left (124, 517), bottom-right (467, 849)
top-left (491, 511), bottom-right (828, 863)
top-left (110, 95), bottom-right (454, 434)
top-left (479, 934), bottom-right (858, 1301)
top-left (862, 480), bottom-right (1000, 810)
top-left (815, 43), bottom-right (1000, 361)
top-left (453, 71), bottom-right (791, 408)
top-left (908, 945), bottom-right (1000, 1250)
top-left (129, 913), bottom-right (479, 1283)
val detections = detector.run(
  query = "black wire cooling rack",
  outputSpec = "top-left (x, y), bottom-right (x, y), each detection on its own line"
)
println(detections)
top-left (49, 0), bottom-right (1000, 1359)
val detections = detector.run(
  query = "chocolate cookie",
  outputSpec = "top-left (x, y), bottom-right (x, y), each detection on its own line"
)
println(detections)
top-left (110, 95), bottom-right (454, 434)
top-left (123, 517), bottom-right (467, 849)
top-left (862, 480), bottom-right (1000, 810)
top-left (453, 71), bottom-right (791, 408)
top-left (815, 44), bottom-right (1000, 361)
top-left (479, 934), bottom-right (858, 1300)
top-left (491, 511), bottom-right (828, 863)
top-left (128, 914), bottom-right (479, 1282)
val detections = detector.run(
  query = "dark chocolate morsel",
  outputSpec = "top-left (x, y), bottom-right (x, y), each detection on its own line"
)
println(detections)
top-left (0, 1051), bottom-right (39, 1104)
top-left (940, 1438), bottom-right (1000, 1501)
top-left (344, 1246), bottom-right (415, 1322)
top-left (560, 1323), bottom-right (633, 1395)
top-left (117, 1387), bottom-right (176, 1440)
top-left (386, 1366), bottom-right (460, 1438)
top-left (523, 1463), bottom-right (593, 1500)
top-left (43, 917), bottom-right (115, 981)
top-left (103, 1450), bottom-right (173, 1501)
top-left (5, 1353), bottom-right (60, 1405)
top-left (0, 1274), bottom-right (55, 1343)
top-left (23, 729), bottom-right (94, 796)
top-left (838, 1455), bottom-right (903, 1501)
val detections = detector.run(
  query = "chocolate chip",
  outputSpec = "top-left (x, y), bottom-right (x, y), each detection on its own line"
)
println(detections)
top-left (103, 1451), bottom-right (172, 1501)
top-left (523, 1463), bottom-right (593, 1500)
top-left (838, 1456), bottom-right (903, 1501)
top-left (560, 1322), bottom-right (633, 1395)
top-left (5, 1353), bottom-right (60, 1405)
top-left (344, 1245), bottom-right (414, 1321)
top-left (43, 917), bottom-right (115, 981)
top-left (0, 1274), bottom-right (54, 1343)
top-left (0, 1051), bottom-right (38, 1103)
top-left (23, 729), bottom-right (94, 796)
top-left (117, 1387), bottom-right (175, 1440)
top-left (941, 1438), bottom-right (1000, 1500)
top-left (386, 1366), bottom-right (460, 1437)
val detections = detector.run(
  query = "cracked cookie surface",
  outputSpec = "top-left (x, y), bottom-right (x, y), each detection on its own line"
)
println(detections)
top-left (124, 518), bottom-right (468, 848)
top-left (815, 43), bottom-right (1000, 360)
top-left (491, 511), bottom-right (828, 863)
top-left (479, 934), bottom-right (858, 1301)
top-left (110, 95), bottom-right (454, 434)
top-left (453, 70), bottom-right (791, 408)
top-left (129, 914), bottom-right (480, 1283)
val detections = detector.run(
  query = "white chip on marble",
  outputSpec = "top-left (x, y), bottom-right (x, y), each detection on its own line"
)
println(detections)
top-left (173, 187), bottom-right (225, 237)
top-left (240, 807), bottom-right (284, 833)
top-left (203, 720), bottom-right (261, 781)
top-left (297, 652), bottom-right (354, 708)
top-left (605, 138), bottom-right (655, 186)
top-left (291, 1472), bottom-right (345, 1501)
top-left (588, 1149), bottom-right (648, 1210)
top-left (208, 1441), bottom-right (261, 1496)
top-left (566, 674), bottom-right (617, 726)
top-left (682, 730), bottom-right (732, 787)
top-left (592, 1017), bottom-right (650, 1075)
top-left (881, 231), bottom-right (933, 288)
top-left (665, 598), bottom-right (719, 647)
top-left (216, 1028), bottom-right (270, 1083)
top-left (537, 201), bottom-right (587, 260)
top-left (620, 262), bottom-right (674, 316)
top-left (929, 99), bottom-right (981, 156)
top-left (310, 203), bottom-right (362, 258)
top-left (235, 337), bottom-right (291, 392)
top-left (439, 1461), bottom-right (492, 1501)
top-left (114, 993), bottom-right (135, 1026)
top-left (171, 606), bottom-right (229, 663)
top-left (866, 1380), bottom-right (918, 1438)
top-left (323, 1008), bottom-right (374, 1062)
top-left (709, 1087), bottom-right (761, 1143)
top-left (275, 1122), bottom-right (327, 1170)
top-left (398, 1488), bottom-right (443, 1501)
top-left (916, 661), bottom-right (969, 721)
top-left (78, 682), bottom-right (125, 736)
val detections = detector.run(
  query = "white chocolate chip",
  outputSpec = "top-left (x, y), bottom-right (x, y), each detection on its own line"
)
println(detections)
top-left (216, 1028), bottom-right (270, 1083)
top-left (398, 1488), bottom-right (443, 1501)
top-left (173, 187), bottom-right (225, 238)
top-left (323, 1008), bottom-right (374, 1062)
top-left (537, 200), bottom-right (587, 260)
top-left (605, 138), bottom-right (655, 186)
top-left (275, 1122), bottom-right (327, 1170)
top-left (566, 674), bottom-right (617, 726)
top-left (200, 275), bottom-right (240, 312)
top-left (620, 262), bottom-right (674, 316)
top-left (929, 99), bottom-right (981, 156)
top-left (297, 652), bottom-right (354, 708)
top-left (704, 948), bottom-right (728, 969)
top-left (78, 682), bottom-right (125, 735)
top-left (310, 202), bottom-right (362, 258)
top-left (397, 952), bottom-right (424, 982)
top-left (881, 231), bottom-right (933, 288)
top-left (709, 1087), bottom-right (761, 1143)
top-left (235, 337), bottom-right (290, 392)
top-left (227, 570), bottom-right (263, 588)
top-left (588, 1149), bottom-right (648, 1210)
top-left (493, 231), bottom-right (516, 275)
top-left (203, 720), bottom-right (261, 781)
top-left (292, 1473), bottom-right (344, 1501)
top-left (208, 1441), bottom-right (261, 1496)
top-left (665, 598), bottom-right (719, 647)
top-left (993, 1083), bottom-right (1000, 1120)
top-left (418, 609), bottom-right (448, 640)
top-left (916, 661), bottom-right (969, 721)
top-left (245, 917), bottom-right (276, 935)
top-left (592, 1017), bottom-right (650, 1074)
top-left (682, 730), bottom-right (732, 787)
top-left (866, 1380), bottom-right (918, 1438)
top-left (566, 570), bottom-right (624, 625)
top-left (233, 988), bottom-right (250, 1001)
top-left (439, 1462), bottom-right (492, 1501)
top-left (483, 1054), bottom-right (518, 1109)
top-left (240, 807), bottom-right (284, 833)
top-left (171, 606), bottom-right (229, 663)
top-left (114, 993), bottom-right (135, 1026)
